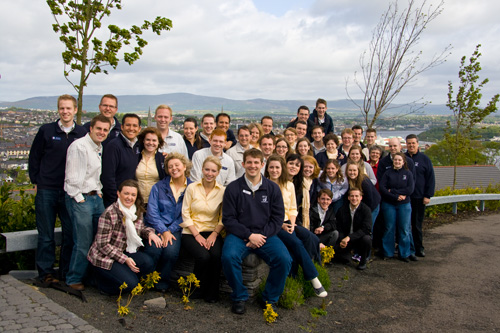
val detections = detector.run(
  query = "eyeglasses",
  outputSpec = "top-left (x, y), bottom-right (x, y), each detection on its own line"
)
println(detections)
top-left (100, 104), bottom-right (117, 109)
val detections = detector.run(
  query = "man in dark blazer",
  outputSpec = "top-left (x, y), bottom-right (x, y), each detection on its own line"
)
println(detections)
top-left (335, 188), bottom-right (372, 270)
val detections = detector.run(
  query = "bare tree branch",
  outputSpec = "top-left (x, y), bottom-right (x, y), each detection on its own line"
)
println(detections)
top-left (346, 0), bottom-right (452, 128)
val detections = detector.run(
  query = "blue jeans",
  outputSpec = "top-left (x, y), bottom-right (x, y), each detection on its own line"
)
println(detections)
top-left (92, 251), bottom-right (155, 295)
top-left (65, 194), bottom-right (104, 285)
top-left (221, 234), bottom-right (291, 304)
top-left (381, 201), bottom-right (412, 259)
top-left (294, 225), bottom-right (320, 262)
top-left (371, 204), bottom-right (380, 233)
top-left (278, 229), bottom-right (318, 281)
top-left (143, 230), bottom-right (182, 290)
top-left (35, 189), bottom-right (73, 280)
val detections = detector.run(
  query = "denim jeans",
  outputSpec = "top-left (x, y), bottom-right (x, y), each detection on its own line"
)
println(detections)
top-left (371, 204), bottom-right (380, 233)
top-left (143, 230), bottom-right (182, 290)
top-left (65, 193), bottom-right (104, 285)
top-left (221, 234), bottom-right (291, 304)
top-left (278, 229), bottom-right (318, 281)
top-left (35, 189), bottom-right (73, 280)
top-left (92, 250), bottom-right (155, 295)
top-left (381, 201), bottom-right (412, 259)
top-left (294, 225), bottom-right (320, 262)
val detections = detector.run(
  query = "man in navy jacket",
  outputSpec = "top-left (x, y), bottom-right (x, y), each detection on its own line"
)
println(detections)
top-left (405, 134), bottom-right (435, 257)
top-left (29, 94), bottom-right (86, 283)
top-left (309, 98), bottom-right (334, 134)
top-left (83, 94), bottom-right (121, 147)
top-left (101, 113), bottom-right (141, 207)
top-left (221, 149), bottom-right (291, 315)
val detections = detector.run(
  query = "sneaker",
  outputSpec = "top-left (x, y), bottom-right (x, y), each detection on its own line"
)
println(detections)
top-left (314, 286), bottom-right (328, 298)
top-left (352, 254), bottom-right (361, 262)
top-left (409, 254), bottom-right (419, 262)
top-left (357, 259), bottom-right (367, 270)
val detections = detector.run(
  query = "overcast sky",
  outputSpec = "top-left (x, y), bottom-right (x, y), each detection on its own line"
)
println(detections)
top-left (1, 0), bottom-right (499, 106)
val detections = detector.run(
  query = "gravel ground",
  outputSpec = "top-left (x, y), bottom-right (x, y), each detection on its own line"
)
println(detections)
top-left (25, 211), bottom-right (500, 332)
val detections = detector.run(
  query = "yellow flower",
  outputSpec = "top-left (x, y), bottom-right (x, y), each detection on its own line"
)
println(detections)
top-left (119, 282), bottom-right (128, 290)
top-left (117, 306), bottom-right (130, 316)
top-left (141, 271), bottom-right (161, 290)
top-left (320, 246), bottom-right (335, 266)
top-left (131, 283), bottom-right (143, 296)
top-left (263, 303), bottom-right (278, 324)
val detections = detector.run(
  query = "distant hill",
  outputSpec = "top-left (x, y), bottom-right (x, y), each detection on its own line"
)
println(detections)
top-left (0, 93), bottom-right (449, 115)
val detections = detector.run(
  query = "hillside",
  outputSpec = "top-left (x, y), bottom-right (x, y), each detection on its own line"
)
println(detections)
top-left (0, 93), bottom-right (449, 115)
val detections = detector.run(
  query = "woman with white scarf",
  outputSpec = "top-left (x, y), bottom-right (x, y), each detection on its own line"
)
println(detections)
top-left (87, 179), bottom-right (162, 295)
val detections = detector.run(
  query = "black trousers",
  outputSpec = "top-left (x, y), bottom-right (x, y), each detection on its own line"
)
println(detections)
top-left (335, 234), bottom-right (372, 262)
top-left (181, 232), bottom-right (222, 299)
top-left (410, 197), bottom-right (426, 253)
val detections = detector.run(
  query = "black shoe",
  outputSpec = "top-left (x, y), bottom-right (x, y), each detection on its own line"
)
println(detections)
top-left (231, 301), bottom-right (246, 315)
top-left (416, 250), bottom-right (426, 257)
top-left (399, 257), bottom-right (410, 263)
top-left (409, 255), bottom-right (419, 262)
top-left (357, 259), bottom-right (367, 270)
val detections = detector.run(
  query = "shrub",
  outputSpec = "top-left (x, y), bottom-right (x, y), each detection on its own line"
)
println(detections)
top-left (0, 183), bottom-right (37, 274)
top-left (278, 276), bottom-right (305, 309)
top-left (425, 184), bottom-right (500, 217)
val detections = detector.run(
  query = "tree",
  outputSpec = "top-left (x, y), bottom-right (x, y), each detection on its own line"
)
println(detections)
top-left (346, 0), bottom-right (451, 128)
top-left (47, 0), bottom-right (172, 123)
top-left (444, 44), bottom-right (499, 189)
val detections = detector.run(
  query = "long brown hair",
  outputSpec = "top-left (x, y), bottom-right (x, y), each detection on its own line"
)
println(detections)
top-left (118, 179), bottom-right (145, 217)
top-left (319, 159), bottom-right (344, 184)
top-left (345, 161), bottom-right (367, 190)
top-left (265, 155), bottom-right (289, 188)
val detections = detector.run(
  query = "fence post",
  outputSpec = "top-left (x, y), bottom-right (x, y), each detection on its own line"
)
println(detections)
top-left (452, 202), bottom-right (458, 215)
top-left (479, 200), bottom-right (485, 211)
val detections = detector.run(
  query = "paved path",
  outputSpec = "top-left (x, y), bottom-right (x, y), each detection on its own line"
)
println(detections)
top-left (0, 275), bottom-right (100, 333)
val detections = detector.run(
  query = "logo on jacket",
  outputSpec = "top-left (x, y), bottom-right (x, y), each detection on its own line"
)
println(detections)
top-left (415, 162), bottom-right (419, 167)
top-left (261, 195), bottom-right (268, 203)
top-left (52, 136), bottom-right (62, 141)
top-left (403, 175), bottom-right (407, 180)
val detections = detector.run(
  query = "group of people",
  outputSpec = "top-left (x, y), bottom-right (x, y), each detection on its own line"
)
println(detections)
top-left (29, 94), bottom-right (435, 315)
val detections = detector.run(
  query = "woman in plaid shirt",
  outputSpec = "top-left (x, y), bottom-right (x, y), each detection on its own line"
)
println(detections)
top-left (88, 179), bottom-right (162, 295)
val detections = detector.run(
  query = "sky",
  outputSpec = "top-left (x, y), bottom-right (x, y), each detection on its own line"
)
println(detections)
top-left (1, 0), bottom-right (499, 106)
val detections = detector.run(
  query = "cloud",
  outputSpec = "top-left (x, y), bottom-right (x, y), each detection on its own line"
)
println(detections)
top-left (0, 0), bottom-right (499, 107)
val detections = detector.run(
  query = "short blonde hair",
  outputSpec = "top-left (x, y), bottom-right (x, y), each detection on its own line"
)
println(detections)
top-left (155, 104), bottom-right (173, 117)
top-left (164, 152), bottom-right (192, 178)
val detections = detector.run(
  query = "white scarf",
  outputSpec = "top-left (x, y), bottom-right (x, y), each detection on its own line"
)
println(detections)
top-left (117, 199), bottom-right (144, 253)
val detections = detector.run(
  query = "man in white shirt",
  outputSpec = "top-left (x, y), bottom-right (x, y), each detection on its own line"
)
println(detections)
top-left (226, 125), bottom-right (252, 178)
top-left (155, 104), bottom-right (188, 158)
top-left (191, 128), bottom-right (236, 186)
top-left (64, 115), bottom-right (111, 291)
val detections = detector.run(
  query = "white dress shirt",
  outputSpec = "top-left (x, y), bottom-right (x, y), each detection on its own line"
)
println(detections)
top-left (190, 148), bottom-right (236, 186)
top-left (158, 128), bottom-right (188, 158)
top-left (64, 134), bottom-right (103, 203)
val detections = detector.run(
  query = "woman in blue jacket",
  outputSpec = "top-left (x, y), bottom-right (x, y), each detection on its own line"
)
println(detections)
top-left (144, 152), bottom-right (192, 291)
top-left (379, 152), bottom-right (415, 262)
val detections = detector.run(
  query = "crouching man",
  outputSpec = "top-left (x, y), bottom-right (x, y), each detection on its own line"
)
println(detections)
top-left (335, 188), bottom-right (372, 270)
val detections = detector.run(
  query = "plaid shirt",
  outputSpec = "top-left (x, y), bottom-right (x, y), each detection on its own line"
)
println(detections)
top-left (87, 202), bottom-right (154, 270)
